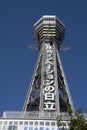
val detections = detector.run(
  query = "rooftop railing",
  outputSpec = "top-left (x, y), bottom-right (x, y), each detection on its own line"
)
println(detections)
top-left (1, 111), bottom-right (87, 121)
top-left (1, 111), bottom-right (71, 120)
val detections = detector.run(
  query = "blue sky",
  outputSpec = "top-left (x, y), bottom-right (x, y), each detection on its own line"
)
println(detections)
top-left (0, 0), bottom-right (87, 116)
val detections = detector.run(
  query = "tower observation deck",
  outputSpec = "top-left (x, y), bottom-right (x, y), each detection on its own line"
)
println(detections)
top-left (23, 15), bottom-right (74, 118)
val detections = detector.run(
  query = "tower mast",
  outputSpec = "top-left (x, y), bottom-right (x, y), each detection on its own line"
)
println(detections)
top-left (23, 15), bottom-right (74, 118)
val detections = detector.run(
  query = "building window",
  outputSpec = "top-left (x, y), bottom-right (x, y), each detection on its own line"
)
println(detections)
top-left (35, 121), bottom-right (38, 125)
top-left (30, 121), bottom-right (33, 125)
top-left (8, 125), bottom-right (13, 130)
top-left (14, 121), bottom-right (18, 125)
top-left (19, 121), bottom-right (23, 125)
top-left (4, 121), bottom-right (8, 125)
top-left (45, 122), bottom-right (49, 126)
top-left (0, 121), bottom-right (2, 125)
top-left (13, 125), bottom-right (17, 130)
top-left (51, 122), bottom-right (55, 126)
top-left (9, 121), bottom-right (13, 125)
top-left (24, 121), bottom-right (28, 125)
top-left (40, 122), bottom-right (44, 126)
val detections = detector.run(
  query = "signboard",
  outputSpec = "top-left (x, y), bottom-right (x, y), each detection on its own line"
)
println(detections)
top-left (43, 43), bottom-right (56, 111)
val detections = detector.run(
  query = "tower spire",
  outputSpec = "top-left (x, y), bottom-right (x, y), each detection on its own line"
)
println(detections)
top-left (23, 15), bottom-right (74, 118)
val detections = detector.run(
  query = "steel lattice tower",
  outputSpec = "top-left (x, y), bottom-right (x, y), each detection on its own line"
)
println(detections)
top-left (23, 15), bottom-right (74, 118)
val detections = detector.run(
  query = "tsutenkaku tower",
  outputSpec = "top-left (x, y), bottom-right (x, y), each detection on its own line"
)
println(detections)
top-left (23, 15), bottom-right (74, 118)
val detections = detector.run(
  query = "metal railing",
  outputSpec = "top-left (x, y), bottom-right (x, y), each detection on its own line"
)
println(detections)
top-left (2, 111), bottom-right (71, 120)
top-left (2, 111), bottom-right (87, 121)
